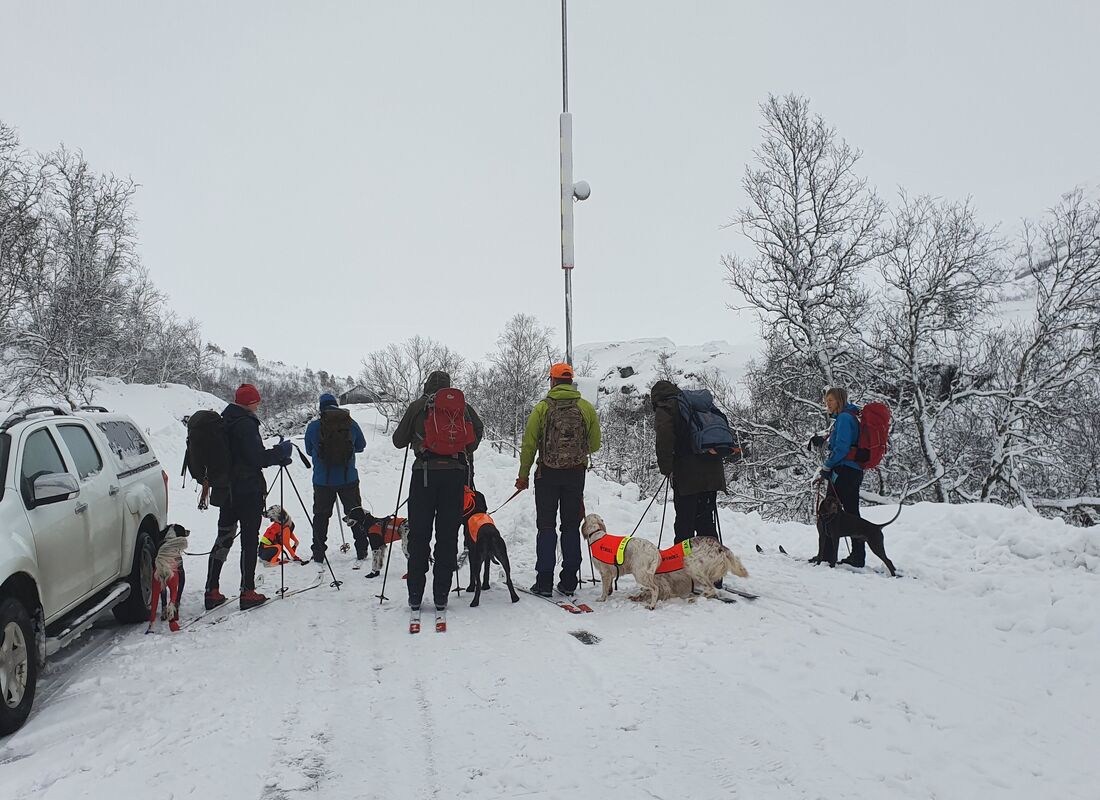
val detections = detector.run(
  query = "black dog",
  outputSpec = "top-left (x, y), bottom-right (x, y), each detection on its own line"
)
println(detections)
top-left (462, 489), bottom-right (520, 608)
top-left (814, 493), bottom-right (899, 576)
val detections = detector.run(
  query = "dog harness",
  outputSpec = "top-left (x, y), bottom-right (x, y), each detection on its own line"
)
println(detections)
top-left (259, 522), bottom-right (299, 564)
top-left (655, 539), bottom-right (693, 574)
top-left (590, 534), bottom-right (631, 566)
top-left (466, 512), bottom-right (493, 544)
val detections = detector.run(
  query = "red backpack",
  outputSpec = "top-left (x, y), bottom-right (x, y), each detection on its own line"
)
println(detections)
top-left (422, 389), bottom-right (475, 457)
top-left (844, 401), bottom-right (890, 470)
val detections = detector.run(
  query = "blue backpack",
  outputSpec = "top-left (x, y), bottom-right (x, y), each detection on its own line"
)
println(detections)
top-left (675, 389), bottom-right (737, 458)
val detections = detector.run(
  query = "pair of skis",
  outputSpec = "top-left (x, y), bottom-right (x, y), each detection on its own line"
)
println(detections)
top-left (409, 607), bottom-right (447, 634)
top-left (516, 587), bottom-right (594, 614)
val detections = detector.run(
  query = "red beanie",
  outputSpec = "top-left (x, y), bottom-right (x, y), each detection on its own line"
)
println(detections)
top-left (235, 384), bottom-right (261, 405)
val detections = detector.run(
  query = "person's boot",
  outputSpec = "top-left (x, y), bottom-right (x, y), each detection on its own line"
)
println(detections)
top-left (204, 588), bottom-right (227, 610)
top-left (240, 589), bottom-right (268, 610)
top-left (838, 554), bottom-right (865, 568)
top-left (529, 575), bottom-right (553, 597)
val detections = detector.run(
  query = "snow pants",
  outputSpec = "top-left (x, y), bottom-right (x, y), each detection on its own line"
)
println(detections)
top-left (312, 482), bottom-right (363, 562)
top-left (208, 491), bottom-right (262, 592)
top-left (406, 468), bottom-right (464, 609)
top-left (672, 490), bottom-right (718, 543)
top-left (534, 467), bottom-right (586, 593)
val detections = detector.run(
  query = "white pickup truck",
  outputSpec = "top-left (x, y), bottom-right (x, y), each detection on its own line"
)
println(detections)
top-left (0, 406), bottom-right (168, 735)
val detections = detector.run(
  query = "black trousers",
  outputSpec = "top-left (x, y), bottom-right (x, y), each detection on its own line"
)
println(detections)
top-left (672, 490), bottom-right (718, 544)
top-left (312, 482), bottom-right (363, 561)
top-left (208, 491), bottom-right (262, 592)
top-left (534, 467), bottom-right (586, 592)
top-left (407, 469), bottom-right (464, 609)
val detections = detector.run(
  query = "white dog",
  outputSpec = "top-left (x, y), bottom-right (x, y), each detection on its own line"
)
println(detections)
top-left (581, 514), bottom-right (661, 610)
top-left (654, 535), bottom-right (749, 600)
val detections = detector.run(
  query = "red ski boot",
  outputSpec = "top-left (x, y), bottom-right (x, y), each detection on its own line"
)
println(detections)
top-left (240, 589), bottom-right (268, 610)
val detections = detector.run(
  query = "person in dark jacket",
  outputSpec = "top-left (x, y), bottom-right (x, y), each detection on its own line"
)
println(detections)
top-left (651, 380), bottom-right (727, 543)
top-left (809, 386), bottom-right (865, 567)
top-left (392, 371), bottom-right (484, 612)
top-left (205, 384), bottom-right (293, 610)
top-left (304, 393), bottom-right (368, 564)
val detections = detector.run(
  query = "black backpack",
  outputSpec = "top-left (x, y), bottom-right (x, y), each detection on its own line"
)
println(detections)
top-left (318, 408), bottom-right (355, 467)
top-left (184, 410), bottom-right (232, 488)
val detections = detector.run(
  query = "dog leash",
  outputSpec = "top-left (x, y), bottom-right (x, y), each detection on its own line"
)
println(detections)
top-left (628, 475), bottom-right (669, 538)
top-left (489, 489), bottom-right (522, 515)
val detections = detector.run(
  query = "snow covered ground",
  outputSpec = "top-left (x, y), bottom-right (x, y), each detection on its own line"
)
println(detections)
top-left (2, 384), bottom-right (1098, 799)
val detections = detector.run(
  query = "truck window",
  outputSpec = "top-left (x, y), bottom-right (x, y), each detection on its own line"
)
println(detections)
top-left (96, 420), bottom-right (151, 459)
top-left (58, 424), bottom-right (105, 480)
top-left (20, 428), bottom-right (68, 505)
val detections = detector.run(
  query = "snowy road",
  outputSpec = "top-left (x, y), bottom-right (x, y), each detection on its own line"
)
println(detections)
top-left (1, 390), bottom-right (1097, 799)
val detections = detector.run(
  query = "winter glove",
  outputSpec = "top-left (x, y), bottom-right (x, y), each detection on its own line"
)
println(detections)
top-left (515, 476), bottom-right (529, 491)
top-left (808, 435), bottom-right (826, 451)
top-left (274, 440), bottom-right (294, 464)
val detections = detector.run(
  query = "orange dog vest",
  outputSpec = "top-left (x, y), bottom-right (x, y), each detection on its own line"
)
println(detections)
top-left (466, 512), bottom-right (493, 544)
top-left (656, 539), bottom-right (693, 574)
top-left (590, 534), bottom-right (631, 566)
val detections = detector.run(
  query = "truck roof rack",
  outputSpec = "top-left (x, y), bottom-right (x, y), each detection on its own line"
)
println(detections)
top-left (79, 405), bottom-right (110, 413)
top-left (0, 405), bottom-right (70, 433)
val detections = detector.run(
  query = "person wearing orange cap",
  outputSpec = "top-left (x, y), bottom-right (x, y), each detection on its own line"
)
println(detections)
top-left (516, 362), bottom-right (601, 597)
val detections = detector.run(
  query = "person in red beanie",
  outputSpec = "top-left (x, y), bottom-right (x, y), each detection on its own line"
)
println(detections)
top-left (204, 383), bottom-right (293, 610)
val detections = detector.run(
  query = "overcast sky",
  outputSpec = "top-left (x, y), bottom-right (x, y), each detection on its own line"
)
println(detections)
top-left (2, 1), bottom-right (1098, 377)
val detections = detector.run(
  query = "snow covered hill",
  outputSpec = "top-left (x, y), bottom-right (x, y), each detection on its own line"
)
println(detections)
top-left (576, 338), bottom-right (756, 398)
top-left (1, 383), bottom-right (1098, 799)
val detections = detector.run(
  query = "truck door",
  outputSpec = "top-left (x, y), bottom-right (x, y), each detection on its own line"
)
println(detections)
top-left (56, 423), bottom-right (124, 591)
top-left (19, 427), bottom-right (92, 618)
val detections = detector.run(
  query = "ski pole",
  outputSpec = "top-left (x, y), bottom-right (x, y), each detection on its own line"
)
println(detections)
top-left (656, 477), bottom-right (670, 549)
top-left (336, 496), bottom-right (350, 553)
top-left (378, 446), bottom-right (410, 604)
top-left (278, 464), bottom-right (287, 597)
top-left (283, 467), bottom-right (343, 590)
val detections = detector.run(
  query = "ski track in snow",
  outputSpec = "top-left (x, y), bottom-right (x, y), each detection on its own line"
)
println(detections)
top-left (1, 390), bottom-right (1098, 799)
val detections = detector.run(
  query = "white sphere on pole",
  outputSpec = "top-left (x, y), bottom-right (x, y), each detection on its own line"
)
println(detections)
top-left (573, 180), bottom-right (591, 201)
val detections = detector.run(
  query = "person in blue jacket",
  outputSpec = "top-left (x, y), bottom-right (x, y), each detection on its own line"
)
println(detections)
top-left (809, 386), bottom-right (866, 567)
top-left (304, 393), bottom-right (367, 564)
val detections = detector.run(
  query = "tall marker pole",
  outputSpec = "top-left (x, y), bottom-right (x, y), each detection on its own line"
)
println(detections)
top-left (560, 0), bottom-right (574, 366)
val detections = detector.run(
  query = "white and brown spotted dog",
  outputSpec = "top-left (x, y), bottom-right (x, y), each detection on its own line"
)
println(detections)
top-left (581, 513), bottom-right (661, 610)
top-left (653, 536), bottom-right (749, 601)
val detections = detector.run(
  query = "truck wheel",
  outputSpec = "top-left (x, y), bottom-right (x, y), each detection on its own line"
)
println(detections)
top-left (0, 597), bottom-right (37, 735)
top-left (113, 530), bottom-right (154, 624)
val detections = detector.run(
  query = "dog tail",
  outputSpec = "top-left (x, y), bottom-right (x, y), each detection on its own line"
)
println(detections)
top-left (879, 480), bottom-right (912, 529)
top-left (725, 550), bottom-right (749, 578)
top-left (880, 496), bottom-right (908, 528)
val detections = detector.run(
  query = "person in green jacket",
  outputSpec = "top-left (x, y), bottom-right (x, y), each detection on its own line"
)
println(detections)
top-left (515, 362), bottom-right (601, 596)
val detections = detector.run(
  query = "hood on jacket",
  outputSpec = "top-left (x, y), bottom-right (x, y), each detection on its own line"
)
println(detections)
top-left (424, 371), bottom-right (451, 395)
top-left (546, 382), bottom-right (583, 401)
top-left (650, 380), bottom-right (681, 405)
top-left (319, 392), bottom-right (338, 410)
